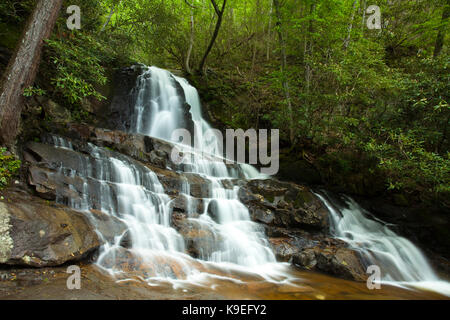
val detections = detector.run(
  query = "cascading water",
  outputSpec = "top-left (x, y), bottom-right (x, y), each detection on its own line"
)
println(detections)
top-left (129, 66), bottom-right (277, 268)
top-left (316, 192), bottom-right (450, 296)
top-left (46, 65), bottom-right (449, 296)
top-left (48, 66), bottom-right (286, 286)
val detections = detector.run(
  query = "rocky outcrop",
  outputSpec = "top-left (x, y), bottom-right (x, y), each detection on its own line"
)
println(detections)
top-left (24, 139), bottom-right (211, 202)
top-left (103, 64), bottom-right (148, 131)
top-left (19, 128), bottom-right (368, 281)
top-left (101, 64), bottom-right (195, 136)
top-left (266, 231), bottom-right (366, 281)
top-left (237, 178), bottom-right (367, 281)
top-left (0, 189), bottom-right (110, 267)
top-left (293, 245), bottom-right (367, 281)
top-left (171, 212), bottom-right (226, 259)
top-left (239, 179), bottom-right (329, 231)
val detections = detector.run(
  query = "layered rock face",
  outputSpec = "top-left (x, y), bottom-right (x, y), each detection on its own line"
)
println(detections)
top-left (0, 65), bottom-right (368, 282)
top-left (5, 121), bottom-right (368, 281)
top-left (102, 64), bottom-right (195, 136)
top-left (0, 188), bottom-right (126, 267)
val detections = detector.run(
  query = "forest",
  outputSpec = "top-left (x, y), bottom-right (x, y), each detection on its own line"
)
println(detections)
top-left (0, 0), bottom-right (448, 207)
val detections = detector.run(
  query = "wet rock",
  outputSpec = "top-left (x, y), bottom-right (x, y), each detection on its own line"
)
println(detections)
top-left (88, 209), bottom-right (127, 244)
top-left (99, 246), bottom-right (202, 280)
top-left (36, 97), bottom-right (71, 124)
top-left (98, 64), bottom-right (195, 137)
top-left (170, 195), bottom-right (204, 214)
top-left (118, 230), bottom-right (132, 249)
top-left (156, 171), bottom-right (210, 199)
top-left (0, 189), bottom-right (101, 267)
top-left (293, 246), bottom-right (366, 282)
top-left (24, 139), bottom-right (211, 204)
top-left (268, 238), bottom-right (301, 262)
top-left (172, 214), bottom-right (220, 259)
top-left (239, 179), bottom-right (329, 231)
top-left (103, 64), bottom-right (148, 131)
top-left (268, 231), bottom-right (366, 281)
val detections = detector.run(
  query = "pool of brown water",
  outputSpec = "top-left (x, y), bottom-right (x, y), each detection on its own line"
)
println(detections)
top-left (0, 263), bottom-right (448, 300)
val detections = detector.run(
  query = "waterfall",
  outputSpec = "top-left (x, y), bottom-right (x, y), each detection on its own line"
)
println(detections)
top-left (129, 66), bottom-right (276, 267)
top-left (316, 192), bottom-right (450, 296)
top-left (48, 66), bottom-right (286, 286)
top-left (46, 65), bottom-right (449, 295)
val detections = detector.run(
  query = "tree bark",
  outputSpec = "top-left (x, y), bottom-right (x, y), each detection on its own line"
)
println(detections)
top-left (185, 10), bottom-right (194, 74)
top-left (361, 0), bottom-right (366, 34)
top-left (305, 3), bottom-right (315, 93)
top-left (198, 0), bottom-right (227, 74)
top-left (0, 0), bottom-right (63, 147)
top-left (273, 0), bottom-right (295, 145)
top-left (266, 0), bottom-right (273, 61)
top-left (343, 0), bottom-right (358, 50)
top-left (434, 1), bottom-right (449, 58)
top-left (101, 4), bottom-right (117, 32)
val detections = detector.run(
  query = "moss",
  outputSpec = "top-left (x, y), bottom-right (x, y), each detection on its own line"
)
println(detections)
top-left (0, 202), bottom-right (13, 263)
top-left (265, 194), bottom-right (275, 203)
top-left (0, 147), bottom-right (21, 190)
top-left (294, 190), bottom-right (314, 207)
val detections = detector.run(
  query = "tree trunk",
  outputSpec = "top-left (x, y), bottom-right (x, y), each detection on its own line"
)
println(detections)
top-left (198, 0), bottom-right (227, 74)
top-left (185, 10), bottom-right (195, 74)
top-left (273, 0), bottom-right (295, 145)
top-left (343, 0), bottom-right (358, 50)
top-left (0, 0), bottom-right (63, 147)
top-left (361, 0), bottom-right (366, 34)
top-left (101, 4), bottom-right (116, 32)
top-left (305, 3), bottom-right (315, 93)
top-left (434, 1), bottom-right (449, 58)
top-left (266, 0), bottom-right (273, 61)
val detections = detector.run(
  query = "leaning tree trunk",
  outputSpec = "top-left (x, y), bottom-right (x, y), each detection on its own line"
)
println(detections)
top-left (0, 0), bottom-right (63, 147)
top-left (198, 0), bottom-right (227, 75)
top-left (185, 10), bottom-right (195, 74)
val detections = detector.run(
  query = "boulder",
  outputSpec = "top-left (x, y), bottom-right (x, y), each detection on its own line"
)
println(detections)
top-left (0, 189), bottom-right (102, 267)
top-left (172, 213), bottom-right (220, 259)
top-left (98, 246), bottom-right (206, 280)
top-left (239, 179), bottom-right (329, 231)
top-left (37, 98), bottom-right (71, 124)
top-left (268, 235), bottom-right (366, 282)
top-left (293, 246), bottom-right (367, 282)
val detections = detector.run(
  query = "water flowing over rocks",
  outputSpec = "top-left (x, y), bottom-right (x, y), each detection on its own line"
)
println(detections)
top-left (4, 65), bottom-right (449, 297)
top-left (104, 64), bottom-right (195, 137)
top-left (17, 127), bottom-right (368, 280)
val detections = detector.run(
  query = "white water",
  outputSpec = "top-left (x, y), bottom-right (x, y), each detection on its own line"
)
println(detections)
top-left (48, 65), bottom-right (449, 296)
top-left (316, 192), bottom-right (450, 296)
top-left (49, 66), bottom-right (289, 287)
top-left (129, 66), bottom-right (277, 271)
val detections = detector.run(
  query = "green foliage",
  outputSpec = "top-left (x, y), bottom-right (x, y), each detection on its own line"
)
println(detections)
top-left (1, 0), bottom-right (447, 204)
top-left (0, 148), bottom-right (21, 189)
top-left (44, 33), bottom-right (107, 105)
top-left (0, 0), bottom-right (35, 24)
top-left (23, 86), bottom-right (46, 97)
top-left (364, 131), bottom-right (450, 198)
